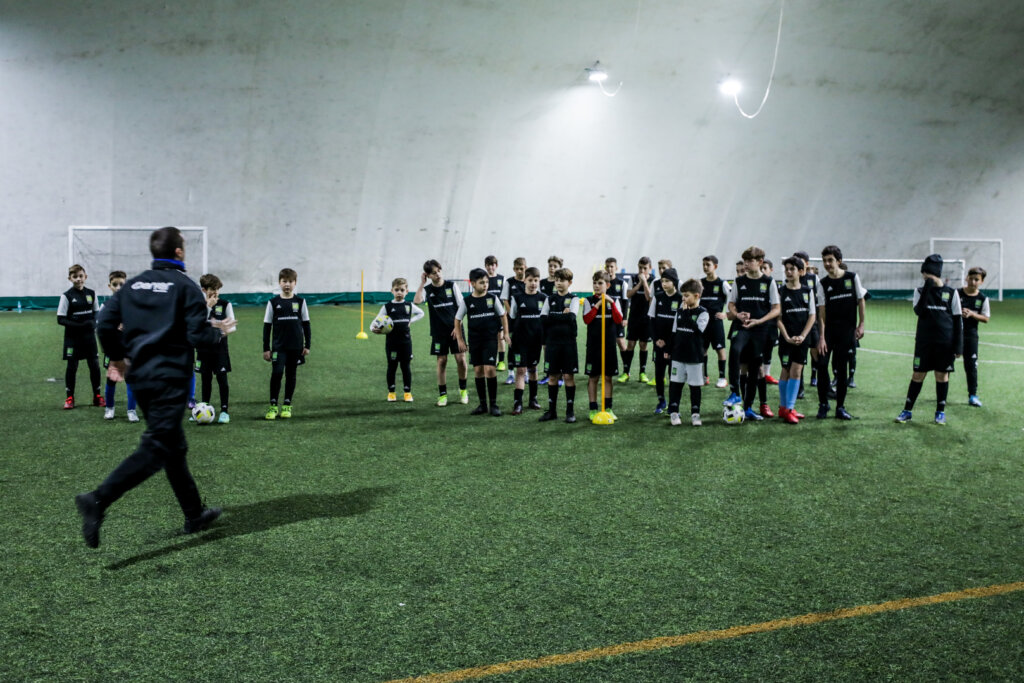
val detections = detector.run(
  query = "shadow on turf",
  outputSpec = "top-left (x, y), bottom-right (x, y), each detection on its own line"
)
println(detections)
top-left (105, 487), bottom-right (393, 571)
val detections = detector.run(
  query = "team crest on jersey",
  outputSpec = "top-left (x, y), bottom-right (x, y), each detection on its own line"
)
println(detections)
top-left (445, 288), bottom-right (452, 297)
top-left (731, 329), bottom-right (738, 339)
top-left (974, 299), bottom-right (982, 308)
top-left (405, 304), bottom-right (411, 314)
top-left (66, 347), bottom-right (74, 357)
top-left (844, 280), bottom-right (852, 290)
top-left (215, 305), bottom-right (223, 315)
top-left (941, 291), bottom-right (950, 302)
top-left (802, 293), bottom-right (809, 303)
top-left (671, 301), bottom-right (679, 311)
top-left (486, 298), bottom-right (494, 308)
top-left (86, 295), bottom-right (93, 304)
top-left (713, 285), bottom-right (720, 293)
top-left (291, 302), bottom-right (299, 312)
top-left (759, 283), bottom-right (767, 292)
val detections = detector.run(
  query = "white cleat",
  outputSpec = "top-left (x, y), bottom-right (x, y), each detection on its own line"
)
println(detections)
top-left (715, 378), bottom-right (728, 389)
top-left (669, 412), bottom-right (682, 426)
top-left (691, 413), bottom-right (702, 426)
top-left (126, 409), bottom-right (140, 423)
top-left (103, 407), bottom-right (115, 420)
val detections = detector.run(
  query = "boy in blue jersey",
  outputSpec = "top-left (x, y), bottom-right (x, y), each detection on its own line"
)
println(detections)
top-left (374, 277), bottom-right (425, 402)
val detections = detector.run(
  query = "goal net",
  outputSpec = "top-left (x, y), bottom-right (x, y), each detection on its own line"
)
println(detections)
top-left (807, 258), bottom-right (966, 301)
top-left (68, 226), bottom-right (208, 281)
top-left (930, 237), bottom-right (1003, 301)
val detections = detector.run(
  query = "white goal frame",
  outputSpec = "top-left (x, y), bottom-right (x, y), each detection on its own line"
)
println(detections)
top-left (808, 257), bottom-right (966, 297)
top-left (68, 226), bottom-right (208, 276)
top-left (929, 237), bottom-right (1003, 301)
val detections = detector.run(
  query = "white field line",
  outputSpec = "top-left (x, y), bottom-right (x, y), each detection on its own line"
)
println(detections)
top-left (867, 330), bottom-right (1024, 352)
top-left (859, 347), bottom-right (1024, 365)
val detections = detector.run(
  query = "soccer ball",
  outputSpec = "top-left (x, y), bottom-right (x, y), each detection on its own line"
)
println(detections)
top-left (723, 403), bottom-right (745, 425)
top-left (191, 402), bottom-right (216, 424)
top-left (371, 314), bottom-right (394, 335)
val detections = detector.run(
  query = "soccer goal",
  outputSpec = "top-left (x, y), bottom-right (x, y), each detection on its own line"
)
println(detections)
top-left (929, 237), bottom-right (1003, 301)
top-left (807, 258), bottom-right (967, 300)
top-left (68, 226), bottom-right (208, 280)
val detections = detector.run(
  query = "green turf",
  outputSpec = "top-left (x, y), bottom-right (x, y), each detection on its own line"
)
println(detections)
top-left (1, 301), bottom-right (1022, 681)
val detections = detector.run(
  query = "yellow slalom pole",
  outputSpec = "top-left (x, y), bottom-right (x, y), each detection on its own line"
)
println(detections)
top-left (355, 270), bottom-right (369, 340)
top-left (592, 293), bottom-right (615, 425)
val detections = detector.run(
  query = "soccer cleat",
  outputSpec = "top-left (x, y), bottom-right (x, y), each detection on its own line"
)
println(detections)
top-left (94, 394), bottom-right (106, 407)
top-left (436, 394), bottom-right (448, 407)
top-left (217, 411), bottom-right (230, 424)
top-left (934, 411), bottom-right (946, 425)
top-left (895, 410), bottom-right (913, 423)
top-left (459, 389), bottom-right (470, 404)
top-left (796, 387), bottom-right (806, 400)
top-left (280, 405), bottom-right (292, 419)
top-left (765, 375), bottom-right (779, 385)
top-left (715, 377), bottom-right (729, 389)
top-left (792, 409), bottom-right (805, 419)
top-left (617, 373), bottom-right (630, 383)
top-left (759, 403), bottom-right (775, 418)
top-left (504, 374), bottom-right (515, 385)
top-left (126, 409), bottom-right (140, 423)
top-left (723, 392), bottom-right (742, 406)
top-left (606, 409), bottom-right (618, 421)
top-left (63, 396), bottom-right (75, 410)
top-left (810, 377), bottom-right (818, 387)
top-left (470, 403), bottom-right (488, 415)
top-left (183, 507), bottom-right (222, 534)
top-left (187, 399), bottom-right (196, 410)
top-left (835, 407), bottom-right (853, 420)
top-left (538, 376), bottom-right (549, 385)
top-left (588, 409), bottom-right (598, 420)
top-left (387, 392), bottom-right (397, 402)
top-left (816, 403), bottom-right (829, 419)
top-left (669, 412), bottom-right (682, 426)
top-left (496, 361), bottom-right (507, 371)
top-left (781, 408), bottom-right (800, 424)
top-left (539, 410), bottom-right (557, 422)
top-left (104, 407), bottom-right (115, 420)
top-left (654, 399), bottom-right (667, 415)
top-left (403, 392), bottom-right (414, 402)
top-left (489, 404), bottom-right (502, 417)
top-left (512, 403), bottom-right (523, 416)
top-left (847, 378), bottom-right (857, 388)
top-left (691, 413), bottom-right (703, 427)
top-left (264, 405), bottom-right (279, 420)
top-left (744, 407), bottom-right (764, 421)
top-left (75, 492), bottom-right (104, 548)
top-left (968, 395), bottom-right (982, 407)
top-left (565, 413), bottom-right (577, 424)
top-left (528, 399), bottom-right (542, 410)
top-left (639, 372), bottom-right (651, 384)
top-left (646, 377), bottom-right (657, 387)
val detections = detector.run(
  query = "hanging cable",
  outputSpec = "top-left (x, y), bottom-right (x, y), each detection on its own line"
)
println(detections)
top-left (732, 0), bottom-right (785, 119)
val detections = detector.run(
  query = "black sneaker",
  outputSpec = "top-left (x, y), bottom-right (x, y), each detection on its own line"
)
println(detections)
top-left (797, 386), bottom-right (806, 400)
top-left (489, 405), bottom-right (502, 417)
top-left (835, 407), bottom-right (853, 420)
top-left (565, 413), bottom-right (577, 424)
top-left (184, 507), bottom-right (222, 534)
top-left (538, 410), bottom-right (557, 422)
top-left (528, 399), bottom-right (542, 410)
top-left (816, 403), bottom-right (829, 419)
top-left (512, 403), bottom-right (523, 416)
top-left (75, 492), bottom-right (103, 549)
top-left (470, 403), bottom-right (488, 415)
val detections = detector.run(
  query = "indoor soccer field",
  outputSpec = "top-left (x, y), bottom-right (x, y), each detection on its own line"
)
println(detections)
top-left (2, 300), bottom-right (1022, 681)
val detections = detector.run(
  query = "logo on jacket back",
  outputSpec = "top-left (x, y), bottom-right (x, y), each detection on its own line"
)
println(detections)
top-left (132, 282), bottom-right (175, 293)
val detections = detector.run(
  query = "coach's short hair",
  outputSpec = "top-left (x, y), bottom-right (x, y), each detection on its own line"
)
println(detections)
top-left (149, 226), bottom-right (183, 259)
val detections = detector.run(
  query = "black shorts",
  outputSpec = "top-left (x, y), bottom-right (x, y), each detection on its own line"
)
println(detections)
top-left (626, 313), bottom-right (651, 342)
top-left (510, 338), bottom-right (542, 368)
top-left (196, 351), bottom-right (232, 373)
top-left (778, 341), bottom-right (808, 369)
top-left (728, 327), bottom-right (767, 365)
top-left (913, 341), bottom-right (955, 373)
top-left (271, 349), bottom-right (305, 372)
top-left (585, 342), bottom-right (620, 377)
top-left (430, 334), bottom-right (461, 357)
top-left (615, 323), bottom-right (625, 339)
top-left (386, 338), bottom-right (414, 363)
top-left (702, 316), bottom-right (726, 351)
top-left (544, 342), bottom-right (578, 375)
top-left (762, 327), bottom-right (779, 363)
top-left (469, 338), bottom-right (499, 367)
top-left (63, 335), bottom-right (98, 361)
top-left (806, 325), bottom-right (820, 349)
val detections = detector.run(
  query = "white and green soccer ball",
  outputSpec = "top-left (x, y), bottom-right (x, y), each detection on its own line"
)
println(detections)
top-left (723, 403), bottom-right (745, 425)
top-left (371, 314), bottom-right (394, 335)
top-left (191, 402), bottom-right (216, 425)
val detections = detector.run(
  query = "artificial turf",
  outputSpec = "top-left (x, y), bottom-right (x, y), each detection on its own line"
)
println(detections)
top-left (1, 300), bottom-right (1022, 681)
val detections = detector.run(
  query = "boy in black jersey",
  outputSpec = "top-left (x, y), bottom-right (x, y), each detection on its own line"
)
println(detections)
top-left (958, 266), bottom-right (991, 407)
top-left (414, 259), bottom-right (469, 406)
top-left (776, 258), bottom-right (816, 424)
top-left (454, 268), bottom-right (510, 416)
top-left (539, 268), bottom-right (579, 423)
top-left (374, 278), bottom-right (425, 402)
top-left (501, 257), bottom-right (528, 384)
top-left (792, 251), bottom-right (821, 400)
top-left (759, 259), bottom-right (780, 386)
top-left (725, 246), bottom-right (781, 422)
top-left (197, 274), bottom-right (234, 423)
top-left (621, 256), bottom-right (654, 383)
top-left (483, 255), bottom-right (508, 373)
top-left (700, 255), bottom-right (731, 389)
top-left (583, 272), bottom-right (624, 421)
top-left (668, 279), bottom-right (709, 427)
top-left (648, 268), bottom-right (682, 415)
top-left (540, 255), bottom-right (563, 297)
top-left (101, 271), bottom-right (138, 422)
top-left (896, 255), bottom-right (963, 425)
top-left (815, 245), bottom-right (867, 420)
top-left (605, 258), bottom-right (630, 369)
top-left (263, 268), bottom-right (311, 420)
top-left (58, 264), bottom-right (103, 409)
top-left (508, 267), bottom-right (545, 414)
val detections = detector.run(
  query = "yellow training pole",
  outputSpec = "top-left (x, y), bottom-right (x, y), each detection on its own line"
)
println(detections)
top-left (355, 270), bottom-right (369, 340)
top-left (592, 293), bottom-right (615, 425)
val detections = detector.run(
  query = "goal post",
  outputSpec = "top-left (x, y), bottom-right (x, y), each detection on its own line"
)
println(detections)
top-left (807, 257), bottom-right (967, 300)
top-left (929, 237), bottom-right (1003, 301)
top-left (68, 226), bottom-right (208, 281)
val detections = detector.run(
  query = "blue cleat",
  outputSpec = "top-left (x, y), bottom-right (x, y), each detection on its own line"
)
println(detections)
top-left (934, 411), bottom-right (946, 425)
top-left (723, 392), bottom-right (742, 406)
top-left (654, 399), bottom-right (667, 415)
top-left (816, 403), bottom-right (830, 419)
top-left (895, 410), bottom-right (912, 423)
top-left (538, 377), bottom-right (549, 385)
top-left (968, 395), bottom-right (982, 407)
top-left (744, 407), bottom-right (764, 421)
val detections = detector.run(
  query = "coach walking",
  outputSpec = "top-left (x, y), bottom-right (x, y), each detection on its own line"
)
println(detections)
top-left (75, 226), bottom-right (236, 548)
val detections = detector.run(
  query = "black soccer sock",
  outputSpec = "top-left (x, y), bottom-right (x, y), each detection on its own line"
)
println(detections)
top-left (718, 359), bottom-right (726, 378)
top-left (639, 350), bottom-right (648, 372)
top-left (589, 401), bottom-right (599, 410)
top-left (486, 377), bottom-right (498, 406)
top-left (936, 381), bottom-right (949, 412)
top-left (528, 380), bottom-right (538, 402)
top-left (606, 396), bottom-right (613, 411)
top-left (283, 365), bottom-right (297, 404)
top-left (65, 359), bottom-right (78, 398)
top-left (201, 369), bottom-right (213, 404)
top-left (816, 358), bottom-right (831, 405)
top-left (439, 383), bottom-right (447, 397)
top-left (513, 388), bottom-right (524, 406)
top-left (905, 380), bottom-right (923, 411)
top-left (668, 382), bottom-right (683, 413)
top-left (270, 372), bottom-right (282, 405)
top-left (758, 376), bottom-right (767, 405)
top-left (499, 351), bottom-right (505, 363)
top-left (743, 374), bottom-right (757, 410)
top-left (565, 385), bottom-right (576, 413)
top-left (386, 360), bottom-right (399, 392)
top-left (217, 373), bottom-right (229, 412)
top-left (834, 362), bottom-right (848, 408)
top-left (728, 350), bottom-right (741, 395)
top-left (810, 365), bottom-right (818, 381)
top-left (548, 383), bottom-right (560, 411)
top-left (622, 349), bottom-right (634, 374)
top-left (458, 378), bottom-right (468, 391)
top-left (690, 385), bottom-right (702, 415)
top-left (702, 357), bottom-right (708, 379)
top-left (86, 356), bottom-right (101, 396)
top-left (401, 360), bottom-right (412, 392)
top-left (475, 377), bottom-right (487, 405)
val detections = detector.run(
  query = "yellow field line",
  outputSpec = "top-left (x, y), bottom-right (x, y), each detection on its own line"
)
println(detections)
top-left (384, 581), bottom-right (1024, 683)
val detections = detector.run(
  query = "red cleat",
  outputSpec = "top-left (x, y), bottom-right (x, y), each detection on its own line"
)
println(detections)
top-left (63, 396), bottom-right (75, 410)
top-left (704, 376), bottom-right (711, 386)
top-left (792, 409), bottom-right (805, 419)
top-left (94, 394), bottom-right (106, 407)
top-left (759, 403), bottom-right (775, 418)
top-left (765, 374), bottom-right (779, 385)
top-left (781, 407), bottom-right (799, 424)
